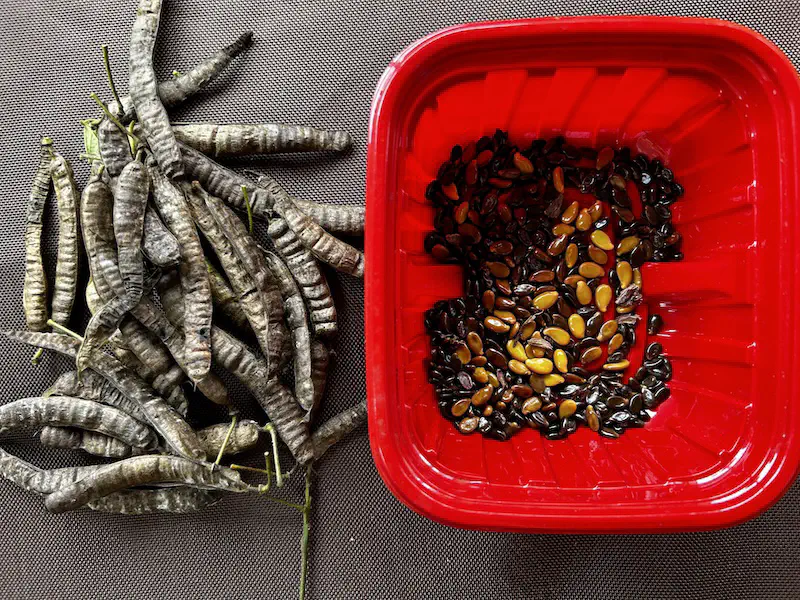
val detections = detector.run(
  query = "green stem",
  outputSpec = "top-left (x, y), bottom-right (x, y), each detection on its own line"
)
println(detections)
top-left (172, 70), bottom-right (183, 78)
top-left (89, 93), bottom-right (140, 145)
top-left (242, 186), bottom-right (254, 234)
top-left (299, 465), bottom-right (313, 600)
top-left (230, 464), bottom-right (271, 475)
top-left (215, 416), bottom-right (237, 465)
top-left (263, 424), bottom-right (283, 487)
top-left (31, 348), bottom-right (44, 365)
top-left (46, 319), bottom-right (84, 342)
top-left (101, 45), bottom-right (123, 113)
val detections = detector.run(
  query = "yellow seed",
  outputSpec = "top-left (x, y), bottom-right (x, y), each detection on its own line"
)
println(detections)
top-left (526, 342), bottom-right (546, 358)
top-left (633, 267), bottom-right (643, 289)
top-left (588, 201), bottom-right (603, 222)
top-left (533, 290), bottom-right (559, 310)
top-left (595, 284), bottom-right (612, 312)
top-left (451, 399), bottom-right (470, 417)
top-left (561, 200), bottom-right (580, 224)
top-left (552, 223), bottom-right (575, 236)
top-left (564, 274), bottom-right (586, 288)
top-left (466, 332), bottom-right (483, 355)
top-left (471, 384), bottom-right (494, 406)
top-left (568, 313), bottom-right (585, 339)
top-left (493, 310), bottom-right (516, 324)
top-left (578, 262), bottom-right (605, 279)
top-left (617, 305), bottom-right (635, 314)
top-left (597, 319), bottom-right (618, 342)
top-left (521, 397), bottom-right (542, 415)
top-left (506, 340), bottom-right (527, 362)
top-left (484, 316), bottom-right (510, 333)
top-left (508, 322), bottom-right (520, 338)
top-left (525, 357), bottom-right (553, 375)
top-left (473, 367), bottom-right (489, 384)
top-left (565, 243), bottom-right (578, 268)
top-left (487, 372), bottom-right (500, 387)
top-left (616, 261), bottom-right (632, 289)
top-left (616, 236), bottom-right (639, 255)
top-left (519, 317), bottom-right (537, 340)
top-left (575, 208), bottom-right (592, 232)
top-left (543, 327), bottom-right (570, 346)
top-left (576, 281), bottom-right (592, 305)
top-left (580, 346), bottom-right (602, 364)
top-left (470, 356), bottom-right (487, 367)
top-left (559, 399), bottom-right (577, 418)
top-left (603, 360), bottom-right (630, 371)
top-left (553, 349), bottom-right (569, 373)
top-left (590, 229), bottom-right (614, 251)
top-left (453, 343), bottom-right (471, 365)
top-left (529, 375), bottom-right (546, 393)
top-left (509, 359), bottom-right (531, 375)
top-left (543, 374), bottom-right (565, 387)
top-left (587, 246), bottom-right (608, 265)
top-left (607, 333), bottom-right (624, 354)
top-left (586, 405), bottom-right (600, 431)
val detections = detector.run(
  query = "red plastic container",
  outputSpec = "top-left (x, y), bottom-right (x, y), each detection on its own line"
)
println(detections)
top-left (365, 17), bottom-right (800, 533)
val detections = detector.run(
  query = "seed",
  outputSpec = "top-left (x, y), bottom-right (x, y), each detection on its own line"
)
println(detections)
top-left (553, 166), bottom-right (565, 193)
top-left (496, 279), bottom-right (512, 295)
top-left (587, 246), bottom-right (608, 265)
top-left (603, 360), bottom-right (630, 371)
top-left (647, 314), bottom-right (664, 335)
top-left (482, 290), bottom-right (496, 311)
top-left (488, 177), bottom-right (512, 189)
top-left (533, 291), bottom-right (559, 310)
top-left (484, 316), bottom-right (509, 333)
top-left (453, 342), bottom-right (471, 364)
top-left (476, 149), bottom-right (493, 166)
top-left (599, 427), bottom-right (620, 439)
top-left (548, 234), bottom-right (569, 256)
top-left (609, 174), bottom-right (626, 190)
top-left (617, 236), bottom-right (639, 255)
top-left (442, 183), bottom-right (459, 201)
top-left (493, 310), bottom-right (516, 324)
top-left (575, 208), bottom-right (592, 232)
top-left (543, 327), bottom-right (570, 346)
top-left (585, 405), bottom-right (600, 431)
top-left (471, 356), bottom-right (487, 367)
top-left (588, 201), bottom-right (603, 222)
top-left (580, 346), bottom-right (602, 364)
top-left (543, 374), bottom-right (565, 387)
top-left (595, 284), bottom-right (612, 312)
top-left (561, 200), bottom-right (579, 224)
top-left (472, 367), bottom-right (488, 384)
top-left (532, 269), bottom-right (555, 283)
top-left (465, 160), bottom-right (478, 184)
top-left (565, 243), bottom-right (579, 268)
top-left (575, 281), bottom-right (592, 305)
top-left (513, 152), bottom-right (533, 174)
top-left (508, 322), bottom-right (520, 338)
top-left (512, 384), bottom-right (534, 398)
top-left (486, 261), bottom-right (511, 278)
top-left (596, 146), bottom-right (614, 169)
top-left (521, 397), bottom-right (542, 415)
top-left (565, 275), bottom-right (586, 288)
top-left (645, 342), bottom-right (663, 360)
top-left (471, 385), bottom-right (494, 406)
top-left (552, 224), bottom-right (575, 236)
top-left (578, 262), bottom-right (605, 279)
top-left (454, 201), bottom-right (469, 224)
top-left (616, 261), bottom-right (632, 289)
top-left (559, 399), bottom-right (577, 418)
top-left (509, 359), bottom-right (531, 375)
top-left (590, 230), bottom-right (613, 251)
top-left (458, 223), bottom-right (481, 244)
top-left (617, 305), bottom-right (635, 314)
top-left (451, 399), bottom-right (470, 417)
top-left (529, 375), bottom-right (546, 393)
top-left (608, 333), bottom-right (624, 354)
top-left (506, 340), bottom-right (527, 362)
top-left (597, 319), bottom-right (618, 342)
top-left (466, 332), bottom-right (483, 355)
top-left (568, 314), bottom-right (585, 338)
top-left (553, 349), bottom-right (569, 373)
top-left (482, 406), bottom-right (493, 417)
top-left (487, 372), bottom-right (500, 387)
top-left (633, 267), bottom-right (643, 288)
top-left (519, 317), bottom-right (537, 340)
top-left (490, 240), bottom-right (514, 255)
top-left (629, 394), bottom-right (643, 414)
top-left (525, 358), bottom-right (554, 375)
top-left (458, 416), bottom-right (479, 433)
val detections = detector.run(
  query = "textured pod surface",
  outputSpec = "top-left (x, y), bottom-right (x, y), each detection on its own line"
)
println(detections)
top-left (312, 400), bottom-right (367, 461)
top-left (142, 205), bottom-right (181, 267)
top-left (40, 426), bottom-right (134, 458)
top-left (49, 150), bottom-right (80, 326)
top-left (46, 370), bottom-right (147, 423)
top-left (87, 487), bottom-right (220, 515)
top-left (196, 420), bottom-right (261, 459)
top-left (97, 117), bottom-right (131, 177)
top-left (23, 138), bottom-right (52, 332)
top-left (0, 448), bottom-right (98, 495)
top-left (205, 261), bottom-right (250, 332)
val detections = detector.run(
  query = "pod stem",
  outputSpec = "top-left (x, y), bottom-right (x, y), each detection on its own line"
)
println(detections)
top-left (101, 45), bottom-right (123, 113)
top-left (299, 465), bottom-right (313, 600)
top-left (242, 186), bottom-right (254, 234)
top-left (89, 92), bottom-right (140, 146)
top-left (31, 348), bottom-right (44, 365)
top-left (215, 416), bottom-right (237, 465)
top-left (46, 319), bottom-right (84, 342)
top-left (263, 423), bottom-right (283, 487)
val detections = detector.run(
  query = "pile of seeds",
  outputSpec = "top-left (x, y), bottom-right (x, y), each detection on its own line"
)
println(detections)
top-left (424, 131), bottom-right (681, 441)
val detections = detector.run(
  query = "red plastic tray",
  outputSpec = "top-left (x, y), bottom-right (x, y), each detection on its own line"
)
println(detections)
top-left (365, 17), bottom-right (800, 533)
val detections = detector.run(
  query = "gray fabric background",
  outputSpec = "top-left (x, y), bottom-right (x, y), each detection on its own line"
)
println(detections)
top-left (1, 1), bottom-right (799, 599)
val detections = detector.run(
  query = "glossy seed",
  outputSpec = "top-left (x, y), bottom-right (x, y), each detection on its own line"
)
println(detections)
top-left (521, 397), bottom-right (542, 415)
top-left (532, 269), bottom-right (555, 283)
top-left (576, 281), bottom-right (592, 305)
top-left (453, 343), bottom-right (471, 364)
top-left (508, 322), bottom-right (520, 338)
top-left (487, 261), bottom-right (511, 278)
top-left (471, 356), bottom-right (487, 367)
top-left (552, 224), bottom-right (575, 236)
top-left (553, 349), bottom-right (569, 373)
top-left (603, 360), bottom-right (630, 371)
top-left (568, 313), bottom-right (586, 339)
top-left (559, 399), bottom-right (577, 418)
top-left (543, 327), bottom-right (570, 346)
top-left (458, 416), bottom-right (479, 433)
top-left (543, 374), bottom-right (565, 387)
top-left (533, 291), bottom-right (559, 310)
top-left (599, 427), bottom-right (619, 439)
top-left (617, 305), bottom-right (635, 314)
top-left (578, 262), bottom-right (605, 279)
top-left (442, 183), bottom-right (459, 201)
top-left (561, 200), bottom-right (579, 224)
top-left (465, 160), bottom-right (478, 184)
top-left (645, 342), bottom-right (663, 360)
top-left (490, 240), bottom-right (514, 255)
top-left (587, 246), bottom-right (608, 265)
top-left (466, 332), bottom-right (483, 355)
top-left (575, 208), bottom-right (592, 232)
top-left (454, 201), bottom-right (469, 224)
top-left (493, 310), bottom-right (516, 324)
top-left (487, 372), bottom-right (500, 387)
top-left (588, 201), bottom-right (603, 222)
top-left (616, 261), bottom-right (633, 289)
top-left (548, 235), bottom-right (569, 256)
top-left (519, 317), bottom-right (537, 340)
top-left (590, 230), bottom-right (614, 251)
top-left (553, 166), bottom-right (565, 193)
top-left (647, 314), bottom-right (664, 335)
top-left (595, 284), bottom-right (612, 312)
top-left (484, 316), bottom-right (510, 333)
top-left (512, 384), bottom-right (534, 398)
top-left (633, 267), bottom-right (643, 288)
top-left (586, 405), bottom-right (600, 431)
top-left (565, 243), bottom-right (578, 268)
top-left (496, 279), bottom-right (512, 296)
top-left (513, 152), bottom-right (533, 174)
top-left (596, 146), bottom-right (614, 169)
top-left (609, 174), bottom-right (626, 190)
top-left (506, 340), bottom-right (526, 362)
top-left (597, 320), bottom-right (618, 342)
top-left (482, 290), bottom-right (495, 311)
top-left (451, 399), bottom-right (470, 417)
top-left (476, 149), bottom-right (493, 166)
top-left (529, 375), bottom-right (546, 393)
top-left (471, 384), bottom-right (494, 406)
top-left (580, 346), bottom-right (602, 364)
top-left (608, 333), bottom-right (624, 354)
top-left (525, 358), bottom-right (554, 375)
top-left (509, 359), bottom-right (531, 375)
top-left (472, 367), bottom-right (488, 384)
top-left (617, 236), bottom-right (639, 255)
top-left (565, 275), bottom-right (586, 288)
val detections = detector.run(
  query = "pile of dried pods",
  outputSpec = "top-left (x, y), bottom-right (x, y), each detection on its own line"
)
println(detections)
top-left (425, 131), bottom-right (681, 442)
top-left (2, 1), bottom-right (366, 598)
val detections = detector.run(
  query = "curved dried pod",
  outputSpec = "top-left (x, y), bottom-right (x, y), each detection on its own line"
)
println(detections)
top-left (309, 340), bottom-right (330, 417)
top-left (49, 146), bottom-right (80, 327)
top-left (45, 370), bottom-right (147, 423)
top-left (88, 487), bottom-right (221, 515)
top-left (39, 426), bottom-right (135, 459)
top-left (312, 400), bottom-right (367, 461)
top-left (23, 137), bottom-right (53, 332)
top-left (197, 420), bottom-right (261, 459)
top-left (142, 205), bottom-right (181, 268)
top-left (205, 261), bottom-right (250, 332)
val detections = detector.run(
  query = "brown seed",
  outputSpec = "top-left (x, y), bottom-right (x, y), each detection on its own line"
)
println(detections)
top-left (451, 399), bottom-right (470, 417)
top-left (580, 346), bottom-right (602, 364)
top-left (441, 183), bottom-right (459, 201)
top-left (467, 209), bottom-right (481, 225)
top-left (458, 416), bottom-right (479, 434)
top-left (609, 174), bottom-right (626, 190)
top-left (633, 267), bottom-right (643, 288)
top-left (532, 269), bottom-right (555, 283)
top-left (465, 160), bottom-right (478, 185)
top-left (553, 349), bottom-right (569, 373)
top-left (603, 360), bottom-right (630, 371)
top-left (590, 230), bottom-right (614, 251)
top-left (482, 290), bottom-right (496, 311)
top-left (506, 340), bottom-right (526, 362)
top-left (471, 384), bottom-right (494, 406)
top-left (543, 374), bottom-right (565, 387)
top-left (553, 166), bottom-right (565, 193)
top-left (575, 208), bottom-right (592, 232)
top-left (497, 204), bottom-right (512, 223)
top-left (487, 372), bottom-right (500, 387)
top-left (533, 291), bottom-right (559, 310)
top-left (472, 367), bottom-right (489, 384)
top-left (617, 261), bottom-right (633, 289)
top-left (487, 261), bottom-right (511, 278)
top-left (561, 200), bottom-right (579, 224)
top-left (484, 316), bottom-right (510, 333)
top-left (470, 356), bottom-right (487, 367)
top-left (513, 152), bottom-right (533, 174)
top-left (476, 149), bottom-right (493, 166)
top-left (496, 279), bottom-right (512, 296)
top-left (547, 234), bottom-right (569, 256)
top-left (495, 401), bottom-right (507, 411)
top-left (521, 397), bottom-right (542, 415)
top-left (565, 243), bottom-right (578, 268)
top-left (482, 405), bottom-right (493, 417)
top-left (431, 245), bottom-right (450, 261)
top-left (597, 319), bottom-right (618, 342)
top-left (508, 322), bottom-right (520, 338)
top-left (596, 146), bottom-right (614, 169)
top-left (568, 313), bottom-right (585, 338)
top-left (595, 284), bottom-right (612, 312)
top-left (493, 310), bottom-right (516, 324)
top-left (543, 327), bottom-right (570, 346)
top-left (509, 359), bottom-right (531, 375)
top-left (512, 384), bottom-right (534, 398)
top-left (588, 201), bottom-right (604, 222)
top-left (525, 357), bottom-right (553, 375)
top-left (454, 201), bottom-right (469, 224)
top-left (617, 236), bottom-right (639, 255)
top-left (586, 405), bottom-right (600, 431)
top-left (530, 375), bottom-right (546, 393)
top-left (587, 246), bottom-right (608, 265)
top-left (559, 399), bottom-right (577, 418)
top-left (489, 177), bottom-right (512, 189)
top-left (453, 343), bottom-right (471, 364)
top-left (490, 240), bottom-right (514, 255)
top-left (607, 333), bottom-right (624, 354)
top-left (579, 262), bottom-right (605, 279)
top-left (552, 223), bottom-right (575, 236)
top-left (458, 223), bottom-right (481, 244)
top-left (565, 275), bottom-right (587, 288)
top-left (519, 317), bottom-right (537, 340)
top-left (466, 332), bottom-right (483, 355)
